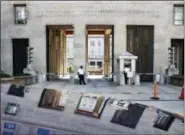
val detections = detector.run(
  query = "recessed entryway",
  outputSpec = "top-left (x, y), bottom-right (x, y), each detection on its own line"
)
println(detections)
top-left (12, 38), bottom-right (29, 76)
top-left (85, 25), bottom-right (114, 78)
top-left (46, 25), bottom-right (74, 78)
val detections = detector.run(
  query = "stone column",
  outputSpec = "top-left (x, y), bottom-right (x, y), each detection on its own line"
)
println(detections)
top-left (85, 30), bottom-right (88, 72)
top-left (131, 59), bottom-right (136, 72)
top-left (120, 59), bottom-right (124, 73)
top-left (120, 59), bottom-right (125, 85)
top-left (73, 24), bottom-right (86, 72)
top-left (63, 33), bottom-right (67, 75)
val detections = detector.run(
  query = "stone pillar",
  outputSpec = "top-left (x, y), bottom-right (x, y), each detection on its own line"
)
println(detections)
top-left (131, 59), bottom-right (136, 72)
top-left (73, 24), bottom-right (86, 72)
top-left (120, 59), bottom-right (125, 85)
top-left (53, 30), bottom-right (57, 74)
top-left (104, 34), bottom-right (110, 75)
top-left (85, 30), bottom-right (88, 72)
top-left (63, 33), bottom-right (67, 75)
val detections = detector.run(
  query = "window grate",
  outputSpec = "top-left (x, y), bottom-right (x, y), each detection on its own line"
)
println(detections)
top-left (173, 5), bottom-right (184, 25)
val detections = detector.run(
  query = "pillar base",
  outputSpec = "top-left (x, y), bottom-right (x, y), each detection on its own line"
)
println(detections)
top-left (151, 97), bottom-right (160, 100)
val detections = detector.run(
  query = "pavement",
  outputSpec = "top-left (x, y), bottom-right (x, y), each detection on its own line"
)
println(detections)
top-left (1, 79), bottom-right (184, 134)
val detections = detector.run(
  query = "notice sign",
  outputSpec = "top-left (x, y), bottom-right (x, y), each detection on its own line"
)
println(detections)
top-left (37, 128), bottom-right (50, 135)
top-left (3, 131), bottom-right (15, 135)
top-left (4, 122), bottom-right (16, 130)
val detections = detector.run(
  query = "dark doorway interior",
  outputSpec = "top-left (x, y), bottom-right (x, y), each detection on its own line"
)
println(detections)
top-left (126, 25), bottom-right (154, 73)
top-left (171, 39), bottom-right (184, 76)
top-left (12, 38), bottom-right (29, 76)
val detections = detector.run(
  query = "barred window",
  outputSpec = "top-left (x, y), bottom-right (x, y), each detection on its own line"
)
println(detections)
top-left (89, 61), bottom-right (95, 66)
top-left (97, 61), bottom-right (103, 68)
top-left (14, 4), bottom-right (27, 24)
top-left (173, 4), bottom-right (184, 25)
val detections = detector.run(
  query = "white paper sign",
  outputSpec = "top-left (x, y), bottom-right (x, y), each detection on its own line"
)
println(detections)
top-left (111, 100), bottom-right (130, 110)
top-left (78, 96), bottom-right (98, 112)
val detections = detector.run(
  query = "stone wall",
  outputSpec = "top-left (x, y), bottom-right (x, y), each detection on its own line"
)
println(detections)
top-left (1, 1), bottom-right (184, 75)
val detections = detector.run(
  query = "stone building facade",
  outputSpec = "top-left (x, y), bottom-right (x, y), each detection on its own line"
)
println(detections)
top-left (1, 1), bottom-right (184, 76)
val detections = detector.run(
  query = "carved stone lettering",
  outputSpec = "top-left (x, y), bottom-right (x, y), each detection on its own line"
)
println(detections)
top-left (35, 3), bottom-right (162, 18)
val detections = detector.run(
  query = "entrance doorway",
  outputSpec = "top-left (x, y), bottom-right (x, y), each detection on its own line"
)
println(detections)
top-left (85, 25), bottom-right (114, 78)
top-left (12, 38), bottom-right (29, 76)
top-left (171, 39), bottom-right (184, 76)
top-left (46, 25), bottom-right (74, 78)
top-left (126, 25), bottom-right (154, 73)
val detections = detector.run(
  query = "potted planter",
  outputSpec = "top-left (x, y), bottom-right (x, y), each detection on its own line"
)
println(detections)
top-left (0, 70), bottom-right (36, 86)
top-left (0, 71), bottom-right (14, 84)
top-left (68, 66), bottom-right (75, 84)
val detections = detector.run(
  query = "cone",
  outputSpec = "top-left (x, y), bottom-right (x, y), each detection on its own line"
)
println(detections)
top-left (151, 82), bottom-right (160, 100)
top-left (179, 86), bottom-right (184, 100)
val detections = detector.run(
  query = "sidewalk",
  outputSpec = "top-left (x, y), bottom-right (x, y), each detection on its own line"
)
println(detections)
top-left (1, 80), bottom-right (184, 134)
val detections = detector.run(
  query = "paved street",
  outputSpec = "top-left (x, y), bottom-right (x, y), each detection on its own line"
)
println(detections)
top-left (1, 79), bottom-right (184, 134)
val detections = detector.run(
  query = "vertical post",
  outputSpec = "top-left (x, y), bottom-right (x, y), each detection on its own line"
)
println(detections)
top-left (120, 59), bottom-right (124, 73)
top-left (60, 30), bottom-right (65, 76)
top-left (63, 33), bottom-right (67, 76)
top-left (85, 30), bottom-right (88, 72)
top-left (131, 59), bottom-right (136, 72)
top-left (104, 33), bottom-right (110, 75)
top-left (73, 24), bottom-right (86, 72)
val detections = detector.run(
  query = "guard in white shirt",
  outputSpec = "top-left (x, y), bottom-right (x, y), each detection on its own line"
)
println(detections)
top-left (77, 66), bottom-right (86, 85)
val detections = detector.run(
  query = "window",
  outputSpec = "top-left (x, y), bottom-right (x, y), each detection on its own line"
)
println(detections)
top-left (173, 4), bottom-right (184, 25)
top-left (90, 41), bottom-right (95, 46)
top-left (90, 61), bottom-right (95, 66)
top-left (14, 4), bottom-right (27, 24)
top-left (98, 40), bottom-right (101, 46)
top-left (97, 61), bottom-right (103, 68)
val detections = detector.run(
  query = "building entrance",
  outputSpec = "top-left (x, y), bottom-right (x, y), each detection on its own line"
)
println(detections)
top-left (46, 25), bottom-right (74, 78)
top-left (171, 39), bottom-right (184, 76)
top-left (85, 25), bottom-right (114, 77)
top-left (126, 25), bottom-right (154, 73)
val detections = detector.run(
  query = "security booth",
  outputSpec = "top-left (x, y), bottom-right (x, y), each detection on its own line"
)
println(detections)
top-left (116, 51), bottom-right (139, 85)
